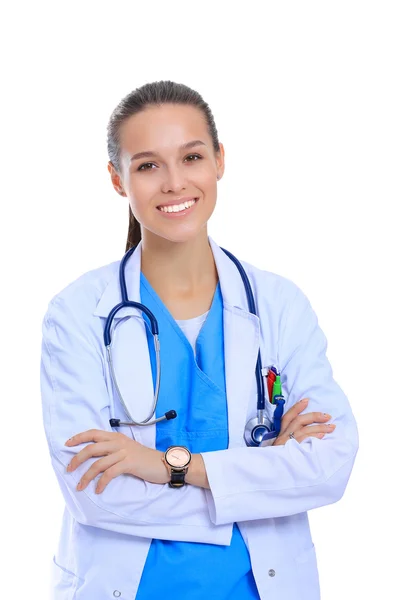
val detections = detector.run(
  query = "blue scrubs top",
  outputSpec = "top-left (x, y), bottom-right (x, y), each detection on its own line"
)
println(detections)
top-left (135, 274), bottom-right (260, 599)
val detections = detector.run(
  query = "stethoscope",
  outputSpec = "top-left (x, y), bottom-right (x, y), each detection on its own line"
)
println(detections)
top-left (104, 244), bottom-right (285, 447)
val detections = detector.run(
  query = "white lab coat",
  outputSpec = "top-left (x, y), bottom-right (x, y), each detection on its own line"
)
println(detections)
top-left (40, 236), bottom-right (359, 600)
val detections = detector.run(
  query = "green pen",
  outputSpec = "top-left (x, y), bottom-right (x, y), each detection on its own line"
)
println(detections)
top-left (272, 375), bottom-right (282, 404)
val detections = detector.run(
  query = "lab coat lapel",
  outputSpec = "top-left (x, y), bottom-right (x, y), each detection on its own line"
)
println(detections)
top-left (94, 242), bottom-right (156, 448)
top-left (209, 238), bottom-right (261, 448)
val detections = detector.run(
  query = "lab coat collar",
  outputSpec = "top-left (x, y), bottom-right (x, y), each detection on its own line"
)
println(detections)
top-left (93, 240), bottom-right (143, 319)
top-left (93, 236), bottom-right (252, 318)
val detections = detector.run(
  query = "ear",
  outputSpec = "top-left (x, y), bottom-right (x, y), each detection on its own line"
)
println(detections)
top-left (108, 161), bottom-right (127, 196)
top-left (216, 142), bottom-right (225, 181)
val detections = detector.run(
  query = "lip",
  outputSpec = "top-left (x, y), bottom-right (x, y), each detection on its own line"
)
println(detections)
top-left (156, 198), bottom-right (199, 218)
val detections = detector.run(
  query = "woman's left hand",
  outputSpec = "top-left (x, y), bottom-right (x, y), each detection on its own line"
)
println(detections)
top-left (65, 430), bottom-right (170, 493)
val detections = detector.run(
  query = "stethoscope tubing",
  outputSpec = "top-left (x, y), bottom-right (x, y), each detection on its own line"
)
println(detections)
top-left (103, 244), bottom-right (282, 445)
top-left (219, 247), bottom-right (266, 412)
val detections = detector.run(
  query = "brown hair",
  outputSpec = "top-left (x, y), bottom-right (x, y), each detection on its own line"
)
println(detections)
top-left (107, 80), bottom-right (221, 252)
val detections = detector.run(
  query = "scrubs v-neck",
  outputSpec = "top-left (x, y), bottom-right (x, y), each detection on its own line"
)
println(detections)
top-left (135, 273), bottom-right (260, 599)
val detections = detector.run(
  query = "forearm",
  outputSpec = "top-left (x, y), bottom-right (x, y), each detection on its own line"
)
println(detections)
top-left (53, 452), bottom-right (231, 544)
top-left (201, 423), bottom-right (358, 526)
top-left (118, 445), bottom-right (210, 489)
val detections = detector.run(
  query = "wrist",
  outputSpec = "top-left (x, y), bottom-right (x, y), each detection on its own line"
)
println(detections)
top-left (186, 453), bottom-right (210, 489)
top-left (160, 451), bottom-right (171, 483)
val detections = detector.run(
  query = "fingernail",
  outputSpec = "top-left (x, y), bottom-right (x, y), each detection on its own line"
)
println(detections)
top-left (323, 413), bottom-right (332, 419)
top-left (299, 398), bottom-right (308, 404)
top-left (317, 433), bottom-right (325, 439)
top-left (77, 481), bottom-right (82, 491)
top-left (327, 424), bottom-right (336, 429)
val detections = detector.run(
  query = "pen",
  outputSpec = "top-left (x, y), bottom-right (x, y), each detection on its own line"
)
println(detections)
top-left (267, 369), bottom-right (276, 403)
top-left (272, 375), bottom-right (282, 404)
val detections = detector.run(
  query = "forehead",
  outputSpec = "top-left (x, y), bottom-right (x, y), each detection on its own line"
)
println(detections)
top-left (119, 104), bottom-right (210, 154)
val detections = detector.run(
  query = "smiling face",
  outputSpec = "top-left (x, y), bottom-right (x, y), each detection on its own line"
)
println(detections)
top-left (108, 103), bottom-right (225, 244)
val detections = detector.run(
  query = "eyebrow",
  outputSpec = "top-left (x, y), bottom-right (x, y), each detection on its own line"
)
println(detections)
top-left (130, 139), bottom-right (206, 162)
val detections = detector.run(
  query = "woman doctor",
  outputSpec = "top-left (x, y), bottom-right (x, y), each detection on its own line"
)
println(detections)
top-left (40, 80), bottom-right (359, 600)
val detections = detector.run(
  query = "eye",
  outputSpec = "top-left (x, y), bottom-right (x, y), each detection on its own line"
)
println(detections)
top-left (137, 162), bottom-right (156, 172)
top-left (185, 154), bottom-right (203, 162)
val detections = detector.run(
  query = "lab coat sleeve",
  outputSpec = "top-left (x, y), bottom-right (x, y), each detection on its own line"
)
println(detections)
top-left (201, 283), bottom-right (359, 525)
top-left (41, 294), bottom-right (232, 545)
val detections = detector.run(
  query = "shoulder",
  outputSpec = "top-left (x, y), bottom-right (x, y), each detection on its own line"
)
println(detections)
top-left (42, 259), bottom-right (119, 327)
top-left (236, 258), bottom-right (319, 361)
top-left (239, 257), bottom-right (307, 311)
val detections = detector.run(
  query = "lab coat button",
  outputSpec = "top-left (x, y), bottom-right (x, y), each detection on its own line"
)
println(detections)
top-left (268, 569), bottom-right (276, 577)
top-left (113, 591), bottom-right (121, 597)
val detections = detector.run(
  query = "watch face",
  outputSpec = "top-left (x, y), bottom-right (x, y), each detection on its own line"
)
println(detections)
top-left (166, 446), bottom-right (191, 468)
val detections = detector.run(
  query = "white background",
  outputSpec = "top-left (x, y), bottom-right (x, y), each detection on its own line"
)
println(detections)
top-left (1, 1), bottom-right (399, 597)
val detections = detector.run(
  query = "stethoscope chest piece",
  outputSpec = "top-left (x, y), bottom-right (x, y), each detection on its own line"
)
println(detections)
top-left (244, 396), bottom-right (286, 447)
top-left (244, 414), bottom-right (274, 447)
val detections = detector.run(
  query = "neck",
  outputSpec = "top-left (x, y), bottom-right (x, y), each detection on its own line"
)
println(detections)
top-left (140, 228), bottom-right (218, 294)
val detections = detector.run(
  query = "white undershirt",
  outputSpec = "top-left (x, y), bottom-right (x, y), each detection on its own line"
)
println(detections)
top-left (175, 311), bottom-right (210, 356)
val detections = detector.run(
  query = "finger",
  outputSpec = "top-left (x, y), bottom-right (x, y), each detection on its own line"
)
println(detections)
top-left (67, 442), bottom-right (118, 472)
top-left (273, 420), bottom-right (336, 445)
top-left (280, 398), bottom-right (309, 430)
top-left (297, 412), bottom-right (332, 426)
top-left (281, 410), bottom-right (332, 434)
top-left (291, 424), bottom-right (336, 443)
top-left (300, 423), bottom-right (336, 437)
top-left (95, 462), bottom-right (129, 494)
top-left (282, 421), bottom-right (335, 441)
top-left (65, 429), bottom-right (113, 447)
top-left (286, 398), bottom-right (310, 416)
top-left (76, 451), bottom-right (125, 491)
top-left (273, 429), bottom-right (329, 446)
top-left (296, 427), bottom-right (336, 443)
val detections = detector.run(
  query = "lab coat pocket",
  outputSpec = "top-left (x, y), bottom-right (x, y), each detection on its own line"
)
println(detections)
top-left (51, 555), bottom-right (84, 599)
top-left (294, 543), bottom-right (321, 599)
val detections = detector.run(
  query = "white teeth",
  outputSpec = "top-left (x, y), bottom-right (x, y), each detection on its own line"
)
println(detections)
top-left (159, 199), bottom-right (197, 213)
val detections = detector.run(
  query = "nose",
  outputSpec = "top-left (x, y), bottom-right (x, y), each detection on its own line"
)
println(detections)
top-left (160, 164), bottom-right (187, 194)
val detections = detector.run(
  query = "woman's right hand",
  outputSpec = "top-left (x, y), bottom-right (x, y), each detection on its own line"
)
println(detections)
top-left (272, 398), bottom-right (336, 446)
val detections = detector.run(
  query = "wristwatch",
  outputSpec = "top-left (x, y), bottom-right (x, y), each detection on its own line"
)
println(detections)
top-left (163, 446), bottom-right (192, 488)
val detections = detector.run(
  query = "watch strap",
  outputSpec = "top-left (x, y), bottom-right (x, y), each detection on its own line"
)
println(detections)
top-left (169, 468), bottom-right (187, 488)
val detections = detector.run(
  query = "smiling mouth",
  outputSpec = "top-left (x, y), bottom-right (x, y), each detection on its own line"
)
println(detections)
top-left (157, 198), bottom-right (198, 213)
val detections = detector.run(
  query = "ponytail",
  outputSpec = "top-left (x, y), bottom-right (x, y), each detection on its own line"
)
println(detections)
top-left (125, 206), bottom-right (141, 252)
